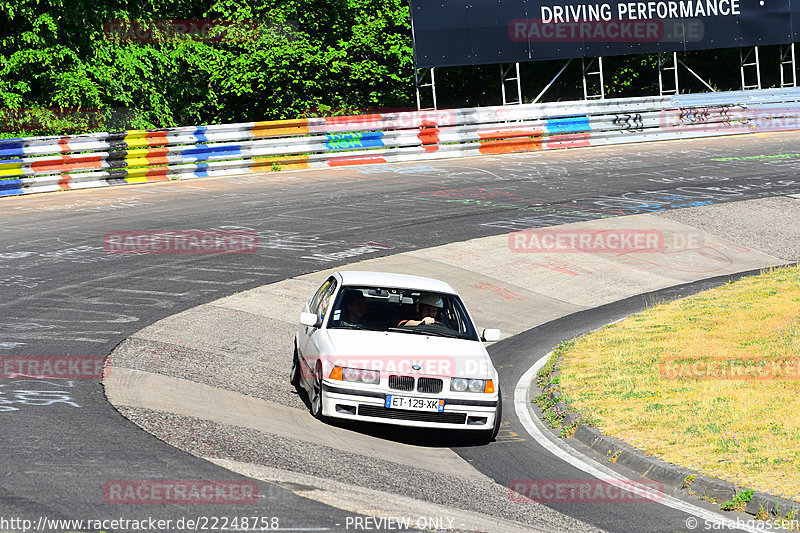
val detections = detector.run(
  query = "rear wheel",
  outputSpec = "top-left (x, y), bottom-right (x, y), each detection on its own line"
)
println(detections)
top-left (311, 362), bottom-right (325, 419)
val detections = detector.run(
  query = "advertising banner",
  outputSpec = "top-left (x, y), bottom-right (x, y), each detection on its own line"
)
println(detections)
top-left (409, 0), bottom-right (796, 67)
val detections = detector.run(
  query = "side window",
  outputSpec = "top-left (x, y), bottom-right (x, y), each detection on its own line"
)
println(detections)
top-left (312, 277), bottom-right (337, 324)
top-left (310, 278), bottom-right (333, 312)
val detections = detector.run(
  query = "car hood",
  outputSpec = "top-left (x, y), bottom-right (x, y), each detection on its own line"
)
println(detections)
top-left (323, 329), bottom-right (494, 379)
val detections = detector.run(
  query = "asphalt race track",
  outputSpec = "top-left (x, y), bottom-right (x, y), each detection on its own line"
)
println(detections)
top-left (454, 271), bottom-right (776, 533)
top-left (2, 132), bottom-right (800, 532)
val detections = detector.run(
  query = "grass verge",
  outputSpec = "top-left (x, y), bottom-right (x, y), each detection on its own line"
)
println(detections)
top-left (543, 265), bottom-right (800, 502)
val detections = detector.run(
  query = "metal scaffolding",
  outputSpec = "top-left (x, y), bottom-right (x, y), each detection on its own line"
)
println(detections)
top-left (740, 46), bottom-right (762, 90)
top-left (582, 57), bottom-right (605, 100)
top-left (532, 59), bottom-right (573, 104)
top-left (658, 52), bottom-right (680, 95)
top-left (414, 67), bottom-right (438, 110)
top-left (500, 62), bottom-right (523, 105)
top-left (658, 53), bottom-right (717, 95)
top-left (416, 43), bottom-right (799, 108)
top-left (780, 43), bottom-right (797, 87)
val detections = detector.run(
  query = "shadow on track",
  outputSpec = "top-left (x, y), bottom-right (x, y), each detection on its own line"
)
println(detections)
top-left (291, 386), bottom-right (496, 448)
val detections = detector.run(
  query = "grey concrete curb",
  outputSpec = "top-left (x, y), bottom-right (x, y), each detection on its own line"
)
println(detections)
top-left (569, 423), bottom-right (800, 519)
top-left (537, 376), bottom-right (800, 519)
top-left (530, 271), bottom-right (800, 521)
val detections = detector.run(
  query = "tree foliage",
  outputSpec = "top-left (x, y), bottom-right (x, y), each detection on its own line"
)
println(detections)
top-left (0, 0), bottom-right (415, 132)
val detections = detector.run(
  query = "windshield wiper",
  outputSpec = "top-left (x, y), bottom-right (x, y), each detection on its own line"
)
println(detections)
top-left (386, 327), bottom-right (459, 338)
top-left (332, 323), bottom-right (388, 332)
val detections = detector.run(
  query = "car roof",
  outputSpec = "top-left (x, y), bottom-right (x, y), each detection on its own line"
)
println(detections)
top-left (335, 271), bottom-right (458, 295)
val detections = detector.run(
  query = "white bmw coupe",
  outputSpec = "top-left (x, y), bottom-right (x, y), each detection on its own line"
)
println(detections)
top-left (292, 271), bottom-right (502, 442)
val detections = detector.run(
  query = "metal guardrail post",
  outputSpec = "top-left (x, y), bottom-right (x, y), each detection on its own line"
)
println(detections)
top-left (415, 67), bottom-right (438, 110)
top-left (658, 52), bottom-right (680, 96)
top-left (500, 62), bottom-right (523, 106)
top-left (740, 46), bottom-right (762, 90)
top-left (780, 43), bottom-right (797, 88)
top-left (582, 57), bottom-right (605, 100)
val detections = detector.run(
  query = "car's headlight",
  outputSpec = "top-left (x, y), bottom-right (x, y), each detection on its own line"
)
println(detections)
top-left (450, 377), bottom-right (494, 393)
top-left (342, 367), bottom-right (360, 381)
top-left (330, 366), bottom-right (380, 385)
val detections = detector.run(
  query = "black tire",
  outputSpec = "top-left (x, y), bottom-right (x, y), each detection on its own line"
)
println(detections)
top-left (482, 390), bottom-right (503, 444)
top-left (290, 346), bottom-right (301, 387)
top-left (310, 362), bottom-right (325, 419)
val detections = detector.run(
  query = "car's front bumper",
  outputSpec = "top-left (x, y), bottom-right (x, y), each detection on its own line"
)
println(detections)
top-left (322, 382), bottom-right (499, 430)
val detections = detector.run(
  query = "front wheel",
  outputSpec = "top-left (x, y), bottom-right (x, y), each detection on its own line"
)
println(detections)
top-left (481, 391), bottom-right (503, 444)
top-left (290, 346), bottom-right (301, 387)
top-left (310, 362), bottom-right (325, 419)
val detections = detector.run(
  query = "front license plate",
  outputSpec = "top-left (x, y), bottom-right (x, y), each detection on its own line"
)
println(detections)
top-left (385, 395), bottom-right (445, 412)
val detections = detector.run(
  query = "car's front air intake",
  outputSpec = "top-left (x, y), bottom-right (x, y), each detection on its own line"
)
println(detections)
top-left (358, 405), bottom-right (467, 424)
top-left (388, 375), bottom-right (414, 391)
top-left (417, 377), bottom-right (443, 394)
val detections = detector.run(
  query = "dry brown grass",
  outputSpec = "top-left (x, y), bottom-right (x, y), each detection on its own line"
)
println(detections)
top-left (555, 265), bottom-right (800, 502)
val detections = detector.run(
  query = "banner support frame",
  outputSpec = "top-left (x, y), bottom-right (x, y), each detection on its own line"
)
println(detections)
top-left (415, 67), bottom-right (438, 110)
top-left (658, 52), bottom-right (680, 96)
top-left (740, 46), bottom-right (762, 90)
top-left (532, 58), bottom-right (573, 104)
top-left (780, 43), bottom-right (797, 87)
top-left (582, 57), bottom-right (605, 100)
top-left (500, 62), bottom-right (523, 105)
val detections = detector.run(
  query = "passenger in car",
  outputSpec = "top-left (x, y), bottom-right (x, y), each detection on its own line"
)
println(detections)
top-left (340, 289), bottom-right (369, 327)
top-left (397, 294), bottom-right (443, 327)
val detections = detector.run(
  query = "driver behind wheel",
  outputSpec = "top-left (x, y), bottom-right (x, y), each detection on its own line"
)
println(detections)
top-left (398, 293), bottom-right (443, 327)
top-left (339, 289), bottom-right (369, 327)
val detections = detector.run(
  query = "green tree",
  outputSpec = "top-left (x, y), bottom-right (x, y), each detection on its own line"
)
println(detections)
top-left (0, 0), bottom-right (415, 132)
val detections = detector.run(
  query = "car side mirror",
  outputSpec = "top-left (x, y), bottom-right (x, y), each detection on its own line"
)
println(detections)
top-left (482, 328), bottom-right (501, 342)
top-left (300, 312), bottom-right (319, 327)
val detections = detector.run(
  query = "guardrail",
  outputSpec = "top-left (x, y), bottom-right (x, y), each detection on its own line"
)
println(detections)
top-left (3, 88), bottom-right (800, 196)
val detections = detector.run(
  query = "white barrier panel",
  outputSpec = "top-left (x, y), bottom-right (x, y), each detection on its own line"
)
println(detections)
top-left (2, 87), bottom-right (800, 196)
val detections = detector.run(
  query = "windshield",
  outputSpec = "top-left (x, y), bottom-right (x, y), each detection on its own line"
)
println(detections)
top-left (327, 286), bottom-right (479, 341)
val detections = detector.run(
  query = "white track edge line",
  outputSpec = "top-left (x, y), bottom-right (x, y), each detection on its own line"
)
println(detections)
top-left (513, 351), bottom-right (769, 532)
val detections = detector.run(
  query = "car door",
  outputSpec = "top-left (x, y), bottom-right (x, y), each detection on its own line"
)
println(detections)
top-left (298, 276), bottom-right (338, 378)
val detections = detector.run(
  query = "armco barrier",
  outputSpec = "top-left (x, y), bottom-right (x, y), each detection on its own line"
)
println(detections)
top-left (2, 87), bottom-right (800, 196)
